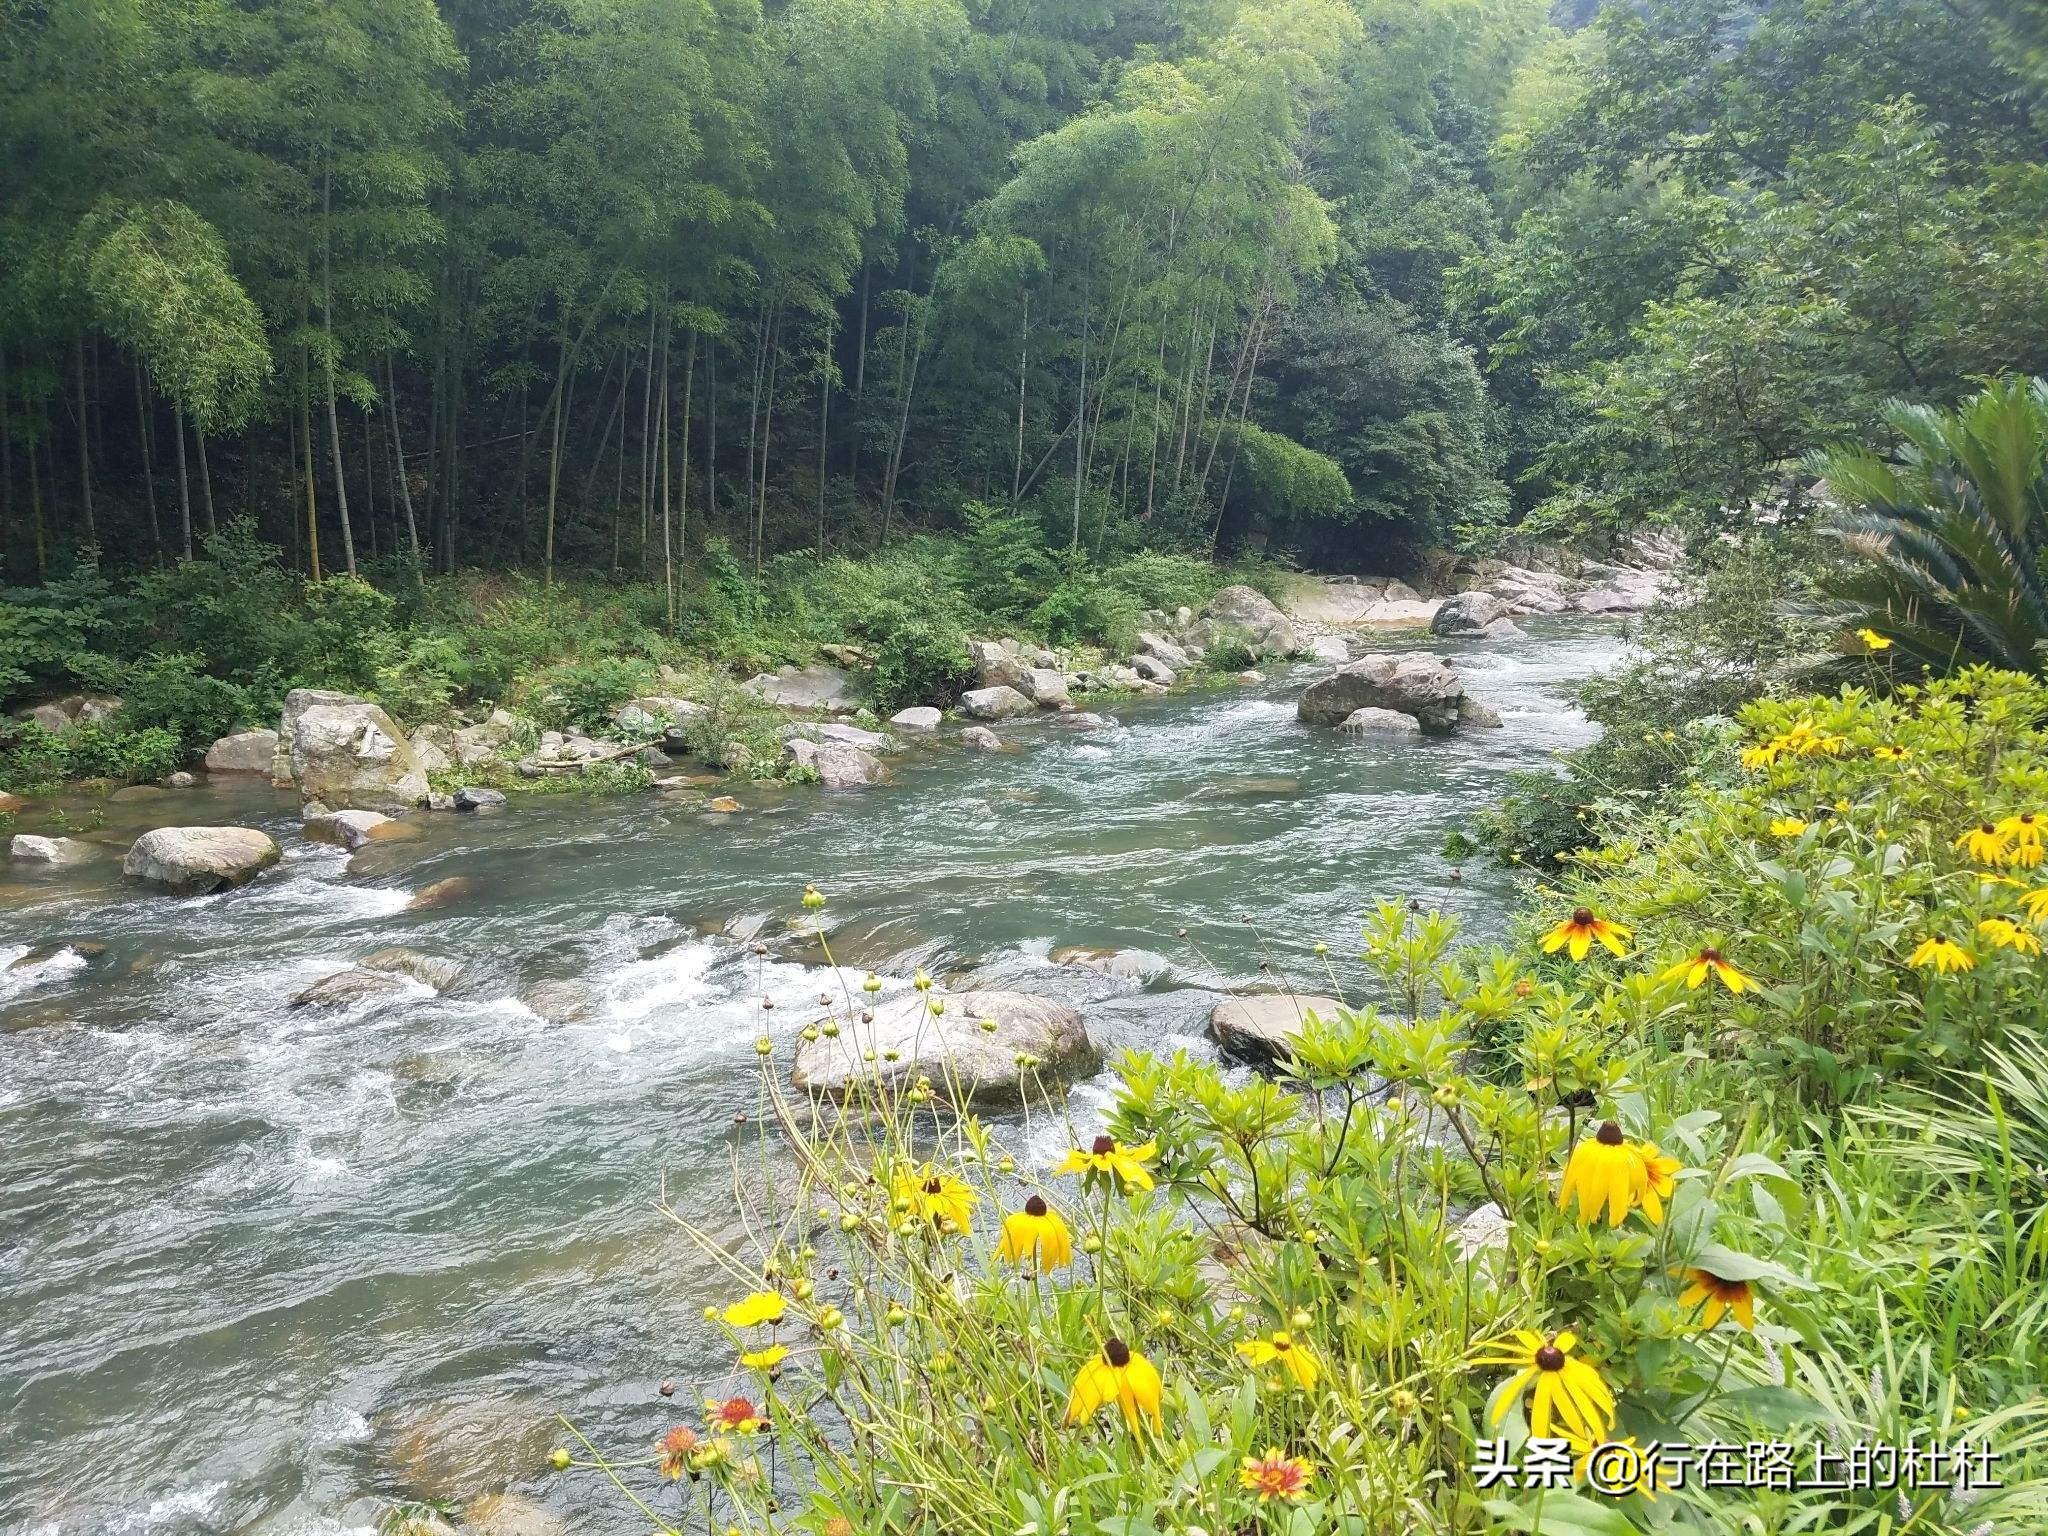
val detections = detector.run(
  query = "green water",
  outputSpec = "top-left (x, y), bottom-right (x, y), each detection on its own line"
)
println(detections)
top-left (0, 620), bottom-right (1623, 1534)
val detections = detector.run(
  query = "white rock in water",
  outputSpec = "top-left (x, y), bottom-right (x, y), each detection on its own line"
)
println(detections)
top-left (9, 833), bottom-right (98, 865)
top-left (959, 726), bottom-right (1002, 751)
top-left (784, 737), bottom-right (888, 787)
top-left (1299, 652), bottom-right (1466, 734)
top-left (302, 808), bottom-right (400, 850)
top-left (961, 685), bottom-right (1034, 720)
top-left (123, 826), bottom-right (279, 893)
top-left (792, 990), bottom-right (1098, 1106)
top-left (203, 729), bottom-right (279, 775)
top-left (289, 697), bottom-right (429, 812)
top-left (889, 706), bottom-right (942, 730)
top-left (1338, 707), bottom-right (1423, 736)
top-left (1208, 993), bottom-right (1343, 1059)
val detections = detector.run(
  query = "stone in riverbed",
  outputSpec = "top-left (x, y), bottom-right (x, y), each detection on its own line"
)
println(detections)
top-left (961, 685), bottom-right (1034, 721)
top-left (1298, 652), bottom-right (1466, 734)
top-left (292, 967), bottom-right (418, 1009)
top-left (10, 833), bottom-right (98, 865)
top-left (1429, 590), bottom-right (1506, 636)
top-left (521, 977), bottom-right (601, 1025)
top-left (273, 688), bottom-right (360, 784)
top-left (707, 795), bottom-right (744, 812)
top-left (289, 696), bottom-right (430, 811)
top-left (890, 706), bottom-right (942, 731)
top-left (1339, 707), bottom-right (1422, 736)
top-left (303, 809), bottom-right (407, 850)
top-left (164, 771), bottom-right (198, 789)
top-left (1307, 634), bottom-right (1350, 664)
top-left (1458, 696), bottom-right (1504, 729)
top-left (360, 946), bottom-right (465, 991)
top-left (791, 990), bottom-right (1099, 1106)
top-left (123, 826), bottom-right (279, 893)
top-left (409, 874), bottom-right (480, 911)
top-left (1137, 631), bottom-right (1190, 670)
top-left (786, 721), bottom-right (897, 753)
top-left (1209, 992), bottom-right (1344, 1060)
top-left (204, 729), bottom-right (279, 775)
top-left (959, 725), bottom-right (1002, 751)
top-left (785, 737), bottom-right (887, 787)
top-left (452, 786), bottom-right (507, 812)
top-left (741, 664), bottom-right (857, 712)
top-left (1024, 667), bottom-right (1071, 708)
top-left (1131, 654), bottom-right (1176, 686)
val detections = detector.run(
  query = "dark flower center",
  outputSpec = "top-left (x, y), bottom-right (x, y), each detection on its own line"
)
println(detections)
top-left (1572, 907), bottom-right (1595, 926)
top-left (1596, 1120), bottom-right (1625, 1146)
top-left (1104, 1337), bottom-right (1131, 1368)
top-left (1091, 1134), bottom-right (1116, 1155)
top-left (1024, 1195), bottom-right (1048, 1217)
top-left (924, 1177), bottom-right (943, 1194)
top-left (1535, 1345), bottom-right (1566, 1371)
top-left (1933, 934), bottom-right (1948, 944)
top-left (1273, 1336), bottom-right (1290, 1351)
top-left (1983, 823), bottom-right (1998, 835)
top-left (1700, 947), bottom-right (1723, 963)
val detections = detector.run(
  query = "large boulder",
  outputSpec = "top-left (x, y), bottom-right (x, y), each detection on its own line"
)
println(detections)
top-left (784, 737), bottom-right (887, 787)
top-left (1023, 667), bottom-right (1071, 708)
top-left (1132, 655), bottom-right (1176, 686)
top-left (1137, 632), bottom-right (1191, 671)
top-left (204, 729), bottom-right (280, 775)
top-left (791, 991), bottom-right (1099, 1106)
top-left (959, 725), bottom-right (1003, 751)
top-left (967, 639), bottom-right (1035, 694)
top-left (961, 685), bottom-right (1034, 721)
top-left (9, 833), bottom-right (98, 865)
top-left (13, 694), bottom-right (122, 735)
top-left (360, 946), bottom-right (465, 991)
top-left (1210, 993), bottom-right (1344, 1060)
top-left (787, 721), bottom-right (898, 754)
top-left (1196, 585), bottom-right (1298, 658)
top-left (292, 967), bottom-right (417, 1009)
top-left (274, 688), bottom-right (361, 784)
top-left (289, 698), bottom-right (430, 812)
top-left (1299, 653), bottom-right (1467, 734)
top-left (741, 664), bottom-right (857, 712)
top-left (1430, 591), bottom-right (1507, 637)
top-left (890, 706), bottom-right (941, 731)
top-left (303, 809), bottom-right (407, 850)
top-left (123, 826), bottom-right (280, 893)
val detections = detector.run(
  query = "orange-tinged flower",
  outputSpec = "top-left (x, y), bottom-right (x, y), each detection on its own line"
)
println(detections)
top-left (1541, 908), bottom-right (1632, 961)
top-left (1558, 1121), bottom-right (1646, 1227)
top-left (1238, 1447), bottom-right (1313, 1502)
top-left (1236, 1331), bottom-right (1320, 1391)
top-left (1909, 934), bottom-right (1974, 973)
top-left (1657, 946), bottom-right (1755, 994)
top-left (707, 1395), bottom-right (767, 1434)
top-left (1678, 1267), bottom-right (1757, 1331)
top-left (657, 1425), bottom-right (699, 1479)
top-left (1054, 1134), bottom-right (1157, 1190)
top-left (997, 1195), bottom-right (1074, 1270)
top-left (1471, 1328), bottom-right (1616, 1441)
top-left (1066, 1337), bottom-right (1164, 1432)
top-left (1978, 917), bottom-right (2043, 956)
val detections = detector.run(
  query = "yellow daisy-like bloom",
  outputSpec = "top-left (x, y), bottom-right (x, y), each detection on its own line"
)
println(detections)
top-left (1783, 719), bottom-right (1847, 757)
top-left (1558, 1121), bottom-right (1647, 1227)
top-left (1872, 744), bottom-right (1911, 761)
top-left (1857, 628), bottom-right (1893, 652)
top-left (1768, 816), bottom-right (1809, 837)
top-left (997, 1195), bottom-right (1074, 1270)
top-left (1472, 1328), bottom-right (1616, 1441)
top-left (1540, 907), bottom-right (1632, 961)
top-left (1238, 1448), bottom-right (1313, 1502)
top-left (721, 1291), bottom-right (786, 1328)
top-left (1657, 946), bottom-right (1755, 994)
top-left (1636, 1141), bottom-right (1682, 1225)
top-left (1740, 738), bottom-right (1784, 771)
top-left (893, 1165), bottom-right (976, 1231)
top-left (1236, 1330), bottom-right (1320, 1392)
top-left (2019, 886), bottom-right (2048, 925)
top-left (1678, 1267), bottom-right (1757, 1331)
top-left (1908, 934), bottom-right (1975, 974)
top-left (1998, 812), bottom-right (2045, 868)
top-left (1054, 1134), bottom-right (1158, 1191)
top-left (1065, 1337), bottom-right (1164, 1432)
top-left (739, 1344), bottom-right (789, 1372)
top-left (1956, 822), bottom-right (2012, 865)
top-left (1978, 917), bottom-right (2044, 956)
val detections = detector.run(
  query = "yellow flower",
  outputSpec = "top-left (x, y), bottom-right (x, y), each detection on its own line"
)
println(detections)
top-left (1054, 1134), bottom-right (1158, 1191)
top-left (1540, 908), bottom-right (1632, 961)
top-left (738, 1344), bottom-right (789, 1372)
top-left (1768, 817), bottom-right (1809, 837)
top-left (1238, 1447), bottom-right (1313, 1502)
top-left (1782, 718), bottom-right (1847, 757)
top-left (1978, 917), bottom-right (2044, 956)
top-left (1471, 1328), bottom-right (1616, 1441)
top-left (1998, 812), bottom-right (2045, 868)
top-left (1908, 934), bottom-right (1975, 974)
top-left (1872, 744), bottom-right (1911, 761)
top-left (706, 1395), bottom-right (767, 1435)
top-left (1558, 1121), bottom-right (1647, 1227)
top-left (1636, 1141), bottom-right (1682, 1225)
top-left (1858, 628), bottom-right (1893, 652)
top-left (997, 1195), bottom-right (1074, 1270)
top-left (893, 1164), bottom-right (976, 1232)
top-left (1956, 822), bottom-right (2012, 865)
top-left (1657, 946), bottom-right (1755, 994)
top-left (1678, 1267), bottom-right (1757, 1331)
top-left (1066, 1337), bottom-right (1164, 1432)
top-left (1236, 1331), bottom-right (1320, 1392)
top-left (1740, 738), bottom-right (1784, 771)
top-left (721, 1291), bottom-right (786, 1328)
top-left (2020, 886), bottom-right (2048, 925)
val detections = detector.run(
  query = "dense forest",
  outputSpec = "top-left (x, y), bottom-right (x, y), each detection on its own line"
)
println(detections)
top-left (2, 0), bottom-right (2039, 597)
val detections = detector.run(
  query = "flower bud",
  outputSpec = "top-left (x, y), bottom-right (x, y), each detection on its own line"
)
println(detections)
top-left (549, 1448), bottom-right (572, 1471)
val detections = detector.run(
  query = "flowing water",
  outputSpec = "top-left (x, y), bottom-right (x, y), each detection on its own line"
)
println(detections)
top-left (0, 620), bottom-right (1624, 1535)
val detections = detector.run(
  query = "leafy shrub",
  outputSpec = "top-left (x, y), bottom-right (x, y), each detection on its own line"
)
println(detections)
top-left (115, 653), bottom-right (262, 755)
top-left (1032, 571), bottom-right (1143, 653)
top-left (302, 575), bottom-right (400, 690)
top-left (60, 722), bottom-right (182, 782)
top-left (1101, 549), bottom-right (1224, 613)
top-left (532, 657), bottom-right (651, 735)
top-left (869, 619), bottom-right (973, 711)
top-left (1199, 633), bottom-right (1257, 672)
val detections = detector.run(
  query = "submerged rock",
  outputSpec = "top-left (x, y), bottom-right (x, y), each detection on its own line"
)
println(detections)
top-left (302, 809), bottom-right (405, 850)
top-left (9, 833), bottom-right (98, 865)
top-left (291, 967), bottom-right (417, 1008)
top-left (360, 946), bottom-right (465, 991)
top-left (409, 874), bottom-right (480, 911)
top-left (1209, 992), bottom-right (1343, 1060)
top-left (959, 726), bottom-right (1002, 751)
top-left (791, 990), bottom-right (1098, 1106)
top-left (521, 977), bottom-right (601, 1025)
top-left (123, 826), bottom-right (280, 893)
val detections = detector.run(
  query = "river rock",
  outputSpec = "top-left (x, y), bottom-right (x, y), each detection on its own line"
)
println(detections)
top-left (409, 874), bottom-right (480, 911)
top-left (13, 694), bottom-right (122, 735)
top-left (959, 726), bottom-right (1002, 751)
top-left (787, 721), bottom-right (897, 754)
top-left (1023, 667), bottom-right (1071, 708)
top-left (452, 709), bottom-right (526, 768)
top-left (123, 826), bottom-right (280, 893)
top-left (967, 640), bottom-right (1034, 694)
top-left (708, 795), bottom-right (743, 812)
top-left (1132, 654), bottom-right (1176, 686)
top-left (889, 706), bottom-right (941, 731)
top-left (453, 786), bottom-right (507, 812)
top-left (204, 729), bottom-right (279, 775)
top-left (785, 737), bottom-right (887, 787)
top-left (272, 688), bottom-right (360, 783)
top-left (10, 833), bottom-right (98, 865)
top-left (1430, 591), bottom-right (1506, 636)
top-left (289, 696), bottom-right (430, 812)
top-left (1210, 993), bottom-right (1344, 1059)
top-left (961, 685), bottom-right (1034, 721)
top-left (1307, 634), bottom-right (1350, 664)
top-left (302, 809), bottom-right (405, 850)
top-left (1137, 632), bottom-right (1190, 671)
top-left (1452, 1201), bottom-right (1512, 1259)
top-left (361, 946), bottom-right (465, 991)
top-left (1195, 584), bottom-right (1298, 658)
top-left (1299, 653), bottom-right (1466, 734)
top-left (521, 977), bottom-right (601, 1024)
top-left (614, 696), bottom-right (706, 735)
top-left (1458, 696), bottom-right (1504, 728)
top-left (742, 664), bottom-right (857, 712)
top-left (164, 771), bottom-right (198, 789)
top-left (1052, 946), bottom-right (1169, 983)
top-left (791, 990), bottom-right (1099, 1106)
top-left (1339, 707), bottom-right (1423, 736)
top-left (292, 967), bottom-right (417, 1008)
top-left (0, 791), bottom-right (25, 813)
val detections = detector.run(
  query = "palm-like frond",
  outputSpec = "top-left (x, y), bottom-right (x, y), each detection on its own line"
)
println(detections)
top-left (1820, 377), bottom-right (2048, 674)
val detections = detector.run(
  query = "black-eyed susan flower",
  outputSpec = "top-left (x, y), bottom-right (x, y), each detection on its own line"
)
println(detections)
top-left (1740, 737), bottom-right (1784, 771)
top-left (1999, 813), bottom-right (2045, 868)
top-left (2020, 887), bottom-right (2048, 926)
top-left (1978, 917), bottom-right (2044, 956)
top-left (656, 1425), bottom-right (700, 1479)
top-left (1956, 822), bottom-right (2012, 865)
top-left (706, 1396), bottom-right (767, 1434)
top-left (1558, 1121), bottom-right (1647, 1227)
top-left (1055, 1134), bottom-right (1158, 1191)
top-left (1768, 816), bottom-right (1809, 837)
top-left (1657, 946), bottom-right (1755, 994)
top-left (997, 1195), bottom-right (1074, 1270)
top-left (1857, 628), bottom-right (1892, 652)
top-left (1872, 744), bottom-right (1912, 762)
top-left (1541, 908), bottom-right (1632, 962)
top-left (1471, 1328), bottom-right (1615, 1441)
top-left (1065, 1337), bottom-right (1163, 1432)
top-left (739, 1344), bottom-right (789, 1372)
top-left (1678, 1267), bottom-right (1757, 1331)
top-left (1237, 1448), bottom-right (1313, 1502)
top-left (1782, 719), bottom-right (1847, 757)
top-left (721, 1291), bottom-right (786, 1328)
top-left (892, 1165), bottom-right (976, 1231)
top-left (1236, 1330), bottom-right (1320, 1391)
top-left (1636, 1141), bottom-right (1682, 1224)
top-left (1909, 934), bottom-right (1975, 973)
